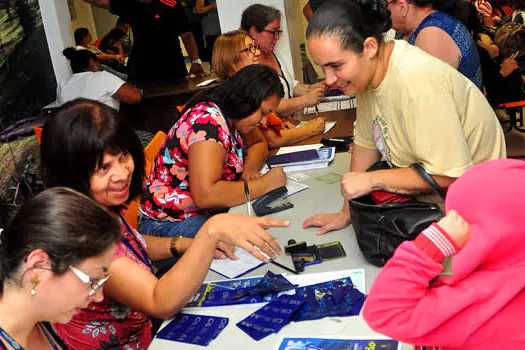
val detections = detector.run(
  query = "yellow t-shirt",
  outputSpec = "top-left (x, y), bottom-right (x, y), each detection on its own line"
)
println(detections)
top-left (354, 40), bottom-right (506, 177)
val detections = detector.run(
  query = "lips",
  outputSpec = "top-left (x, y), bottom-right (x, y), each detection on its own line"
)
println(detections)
top-left (111, 183), bottom-right (129, 198)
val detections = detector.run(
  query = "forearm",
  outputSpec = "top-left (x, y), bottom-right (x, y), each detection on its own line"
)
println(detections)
top-left (143, 235), bottom-right (192, 261)
top-left (263, 126), bottom-right (315, 149)
top-left (97, 53), bottom-right (119, 61)
top-left (181, 32), bottom-right (200, 60)
top-left (244, 139), bottom-right (268, 172)
top-left (276, 96), bottom-right (308, 116)
top-left (196, 3), bottom-right (215, 14)
top-left (368, 168), bottom-right (455, 196)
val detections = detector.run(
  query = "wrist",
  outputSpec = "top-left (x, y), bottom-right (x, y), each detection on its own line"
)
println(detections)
top-left (414, 223), bottom-right (459, 262)
top-left (191, 58), bottom-right (202, 65)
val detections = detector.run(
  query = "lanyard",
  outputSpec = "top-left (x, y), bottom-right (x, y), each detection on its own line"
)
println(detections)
top-left (0, 327), bottom-right (23, 350)
top-left (119, 214), bottom-right (154, 274)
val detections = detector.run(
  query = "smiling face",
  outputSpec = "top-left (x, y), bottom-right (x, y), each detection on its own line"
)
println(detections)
top-left (233, 94), bottom-right (281, 134)
top-left (89, 150), bottom-right (134, 207)
top-left (307, 35), bottom-right (377, 96)
top-left (254, 18), bottom-right (281, 54)
top-left (45, 245), bottom-right (115, 324)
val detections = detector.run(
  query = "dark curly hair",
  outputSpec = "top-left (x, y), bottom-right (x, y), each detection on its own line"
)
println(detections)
top-left (62, 47), bottom-right (98, 74)
top-left (306, 0), bottom-right (391, 53)
top-left (240, 4), bottom-right (281, 33)
top-left (183, 64), bottom-right (284, 120)
top-left (0, 187), bottom-right (121, 295)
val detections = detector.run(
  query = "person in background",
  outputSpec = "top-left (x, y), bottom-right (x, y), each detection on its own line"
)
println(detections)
top-left (99, 28), bottom-right (127, 57)
top-left (303, 0), bottom-right (328, 21)
top-left (196, 0), bottom-right (221, 63)
top-left (302, 0), bottom-right (505, 235)
top-left (74, 27), bottom-right (127, 78)
top-left (212, 30), bottom-right (325, 149)
top-left (474, 0), bottom-right (501, 27)
top-left (387, 0), bottom-right (482, 89)
top-left (140, 65), bottom-right (287, 239)
top-left (0, 187), bottom-right (121, 349)
top-left (363, 159), bottom-right (525, 349)
top-left (83, 0), bottom-right (207, 85)
top-left (512, 0), bottom-right (525, 23)
top-left (58, 48), bottom-right (142, 111)
top-left (240, 4), bottom-right (326, 116)
top-left (41, 99), bottom-right (288, 349)
top-left (115, 17), bottom-right (132, 56)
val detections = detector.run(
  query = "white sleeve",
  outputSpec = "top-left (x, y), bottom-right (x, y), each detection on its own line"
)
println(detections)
top-left (99, 71), bottom-right (126, 96)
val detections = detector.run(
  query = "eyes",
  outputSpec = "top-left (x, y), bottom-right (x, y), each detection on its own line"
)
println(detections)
top-left (95, 151), bottom-right (129, 174)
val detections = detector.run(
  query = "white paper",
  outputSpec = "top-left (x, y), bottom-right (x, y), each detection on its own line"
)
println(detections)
top-left (288, 173), bottom-right (310, 182)
top-left (209, 247), bottom-right (265, 279)
top-left (324, 121), bottom-right (336, 133)
top-left (285, 180), bottom-right (309, 196)
top-left (196, 78), bottom-right (219, 87)
top-left (276, 144), bottom-right (323, 155)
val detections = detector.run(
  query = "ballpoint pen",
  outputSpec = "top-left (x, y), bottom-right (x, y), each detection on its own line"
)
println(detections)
top-left (243, 180), bottom-right (253, 216)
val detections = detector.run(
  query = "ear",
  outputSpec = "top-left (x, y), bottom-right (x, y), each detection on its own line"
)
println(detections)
top-left (363, 37), bottom-right (379, 60)
top-left (248, 26), bottom-right (258, 40)
top-left (24, 249), bottom-right (53, 285)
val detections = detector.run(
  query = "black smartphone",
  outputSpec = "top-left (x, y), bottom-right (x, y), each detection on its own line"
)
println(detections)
top-left (315, 241), bottom-right (346, 261)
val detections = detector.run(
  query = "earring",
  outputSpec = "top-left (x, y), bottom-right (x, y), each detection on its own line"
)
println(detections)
top-left (30, 277), bottom-right (39, 296)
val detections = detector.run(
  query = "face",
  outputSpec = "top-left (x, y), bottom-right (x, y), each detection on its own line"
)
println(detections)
top-left (387, 0), bottom-right (408, 33)
top-left (307, 35), bottom-right (377, 96)
top-left (254, 18), bottom-right (281, 54)
top-left (233, 94), bottom-right (280, 134)
top-left (83, 32), bottom-right (92, 46)
top-left (237, 36), bottom-right (260, 69)
top-left (46, 245), bottom-right (115, 324)
top-left (88, 58), bottom-right (101, 72)
top-left (90, 150), bottom-right (134, 207)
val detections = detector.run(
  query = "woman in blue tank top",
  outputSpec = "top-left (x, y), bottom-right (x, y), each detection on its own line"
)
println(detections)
top-left (387, 0), bottom-right (482, 89)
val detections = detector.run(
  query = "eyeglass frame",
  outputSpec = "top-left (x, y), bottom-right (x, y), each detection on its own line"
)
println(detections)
top-left (69, 265), bottom-right (111, 297)
top-left (239, 44), bottom-right (261, 54)
top-left (262, 29), bottom-right (283, 36)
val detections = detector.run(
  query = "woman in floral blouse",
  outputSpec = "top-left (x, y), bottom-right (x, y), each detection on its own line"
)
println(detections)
top-left (41, 98), bottom-right (288, 349)
top-left (139, 64), bottom-right (287, 239)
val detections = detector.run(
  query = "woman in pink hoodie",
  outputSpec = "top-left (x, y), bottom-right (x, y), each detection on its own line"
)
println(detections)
top-left (363, 159), bottom-right (525, 349)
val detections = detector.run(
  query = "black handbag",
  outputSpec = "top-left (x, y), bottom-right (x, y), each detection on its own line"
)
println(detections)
top-left (349, 162), bottom-right (446, 267)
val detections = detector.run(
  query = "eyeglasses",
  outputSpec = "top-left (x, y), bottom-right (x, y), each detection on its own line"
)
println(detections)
top-left (69, 266), bottom-right (111, 297)
top-left (263, 29), bottom-right (283, 36)
top-left (240, 44), bottom-right (261, 54)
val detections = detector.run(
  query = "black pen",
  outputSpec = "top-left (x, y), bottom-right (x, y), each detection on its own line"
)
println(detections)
top-left (265, 159), bottom-right (272, 170)
top-left (270, 260), bottom-right (299, 275)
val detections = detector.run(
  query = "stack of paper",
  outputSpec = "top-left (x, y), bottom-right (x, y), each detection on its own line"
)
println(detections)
top-left (266, 147), bottom-right (335, 173)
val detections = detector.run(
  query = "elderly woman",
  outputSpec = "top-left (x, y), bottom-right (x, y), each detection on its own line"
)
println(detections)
top-left (212, 29), bottom-right (325, 149)
top-left (240, 4), bottom-right (327, 116)
top-left (139, 64), bottom-right (288, 239)
top-left (387, 0), bottom-right (482, 88)
top-left (41, 98), bottom-right (288, 349)
top-left (0, 187), bottom-right (120, 349)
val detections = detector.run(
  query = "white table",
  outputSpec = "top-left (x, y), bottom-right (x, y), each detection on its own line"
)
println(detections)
top-left (149, 153), bottom-right (411, 349)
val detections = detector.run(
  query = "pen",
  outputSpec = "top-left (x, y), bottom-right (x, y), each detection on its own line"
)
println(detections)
top-left (270, 260), bottom-right (299, 275)
top-left (265, 159), bottom-right (272, 170)
top-left (243, 180), bottom-right (253, 216)
top-left (327, 138), bottom-right (346, 143)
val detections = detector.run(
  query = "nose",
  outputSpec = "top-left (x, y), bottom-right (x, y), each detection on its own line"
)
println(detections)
top-left (111, 162), bottom-right (130, 182)
top-left (324, 70), bottom-right (338, 86)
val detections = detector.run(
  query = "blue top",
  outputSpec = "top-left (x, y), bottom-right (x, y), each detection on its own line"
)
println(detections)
top-left (408, 12), bottom-right (482, 89)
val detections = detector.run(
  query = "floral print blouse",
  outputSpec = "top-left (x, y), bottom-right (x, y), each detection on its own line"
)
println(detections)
top-left (140, 101), bottom-right (245, 222)
top-left (54, 216), bottom-right (153, 350)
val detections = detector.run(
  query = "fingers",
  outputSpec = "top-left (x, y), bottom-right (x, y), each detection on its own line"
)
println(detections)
top-left (302, 214), bottom-right (324, 229)
top-left (214, 249), bottom-right (227, 259)
top-left (315, 223), bottom-right (337, 236)
top-left (217, 242), bottom-right (237, 260)
top-left (254, 217), bottom-right (290, 229)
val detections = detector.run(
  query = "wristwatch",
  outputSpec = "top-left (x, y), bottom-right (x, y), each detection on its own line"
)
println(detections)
top-left (191, 58), bottom-right (202, 65)
top-left (170, 235), bottom-right (183, 257)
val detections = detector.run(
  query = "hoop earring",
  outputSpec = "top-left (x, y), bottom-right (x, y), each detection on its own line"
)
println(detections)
top-left (30, 277), bottom-right (39, 296)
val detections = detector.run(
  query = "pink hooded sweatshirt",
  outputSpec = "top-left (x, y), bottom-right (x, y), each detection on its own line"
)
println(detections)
top-left (363, 159), bottom-right (525, 349)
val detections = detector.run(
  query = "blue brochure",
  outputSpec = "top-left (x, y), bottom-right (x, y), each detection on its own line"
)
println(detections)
top-left (155, 313), bottom-right (228, 346)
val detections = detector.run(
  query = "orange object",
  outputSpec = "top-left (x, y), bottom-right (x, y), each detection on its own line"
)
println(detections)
top-left (33, 126), bottom-right (43, 144)
top-left (122, 131), bottom-right (167, 230)
top-left (261, 112), bottom-right (284, 136)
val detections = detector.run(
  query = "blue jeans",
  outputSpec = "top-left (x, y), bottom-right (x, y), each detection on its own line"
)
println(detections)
top-left (138, 214), bottom-right (210, 239)
top-left (139, 215), bottom-right (210, 274)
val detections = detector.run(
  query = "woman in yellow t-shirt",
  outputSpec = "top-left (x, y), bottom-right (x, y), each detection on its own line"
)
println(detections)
top-left (302, 0), bottom-right (505, 235)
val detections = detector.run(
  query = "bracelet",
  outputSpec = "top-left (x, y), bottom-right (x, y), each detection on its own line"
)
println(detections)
top-left (191, 58), bottom-right (202, 65)
top-left (170, 235), bottom-right (183, 257)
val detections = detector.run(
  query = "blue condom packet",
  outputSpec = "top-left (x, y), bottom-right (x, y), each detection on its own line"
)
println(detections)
top-left (155, 313), bottom-right (228, 346)
top-left (237, 294), bottom-right (307, 341)
top-left (231, 271), bottom-right (298, 300)
top-left (200, 287), bottom-right (263, 306)
top-left (292, 277), bottom-right (366, 322)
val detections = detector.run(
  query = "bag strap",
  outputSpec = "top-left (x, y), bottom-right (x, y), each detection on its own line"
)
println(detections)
top-left (409, 163), bottom-right (446, 199)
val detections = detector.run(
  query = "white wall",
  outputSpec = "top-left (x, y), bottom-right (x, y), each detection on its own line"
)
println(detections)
top-left (38, 0), bottom-right (74, 84)
top-left (70, 0), bottom-right (97, 39)
top-left (216, 0), bottom-right (303, 83)
top-left (91, 6), bottom-right (118, 39)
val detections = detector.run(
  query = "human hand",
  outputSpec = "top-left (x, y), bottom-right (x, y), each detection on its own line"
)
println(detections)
top-left (341, 172), bottom-right (374, 200)
top-left (188, 63), bottom-right (208, 78)
top-left (215, 242), bottom-right (237, 260)
top-left (500, 58), bottom-right (519, 77)
top-left (264, 167), bottom-right (287, 189)
top-left (241, 166), bottom-right (263, 181)
top-left (437, 210), bottom-right (470, 249)
top-left (302, 211), bottom-right (351, 235)
top-left (306, 117), bottom-right (325, 135)
top-left (301, 86), bottom-right (324, 107)
top-left (115, 55), bottom-right (125, 65)
top-left (206, 213), bottom-right (289, 261)
top-left (283, 120), bottom-right (295, 129)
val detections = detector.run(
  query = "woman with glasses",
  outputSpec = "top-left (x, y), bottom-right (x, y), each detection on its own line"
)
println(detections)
top-left (386, 0), bottom-right (482, 89)
top-left (212, 30), bottom-right (326, 149)
top-left (0, 187), bottom-right (120, 349)
top-left (41, 98), bottom-right (288, 349)
top-left (302, 0), bottom-right (505, 235)
top-left (240, 4), bottom-right (327, 117)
